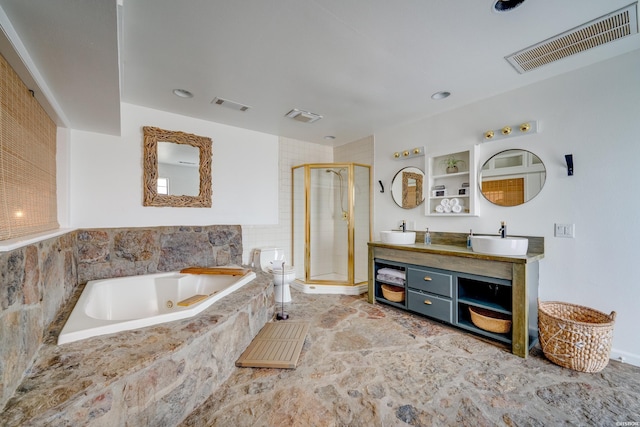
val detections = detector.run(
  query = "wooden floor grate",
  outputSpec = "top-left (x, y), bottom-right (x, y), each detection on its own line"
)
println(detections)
top-left (236, 322), bottom-right (309, 369)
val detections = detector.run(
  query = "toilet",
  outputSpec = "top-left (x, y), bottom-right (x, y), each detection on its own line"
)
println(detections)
top-left (251, 247), bottom-right (293, 303)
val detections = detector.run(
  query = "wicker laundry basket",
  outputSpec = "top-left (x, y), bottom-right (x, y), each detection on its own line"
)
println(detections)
top-left (469, 306), bottom-right (512, 334)
top-left (381, 284), bottom-right (405, 303)
top-left (538, 301), bottom-right (616, 373)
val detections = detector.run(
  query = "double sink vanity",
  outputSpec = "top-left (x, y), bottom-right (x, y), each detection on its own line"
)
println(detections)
top-left (368, 231), bottom-right (544, 358)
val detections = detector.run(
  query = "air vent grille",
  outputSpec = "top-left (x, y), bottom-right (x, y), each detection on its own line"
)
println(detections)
top-left (506, 3), bottom-right (638, 73)
top-left (211, 97), bottom-right (251, 112)
top-left (284, 108), bottom-right (323, 123)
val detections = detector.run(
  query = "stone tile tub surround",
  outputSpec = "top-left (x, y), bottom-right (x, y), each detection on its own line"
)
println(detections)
top-left (1, 269), bottom-right (274, 426)
top-left (0, 225), bottom-right (246, 412)
top-left (0, 232), bottom-right (77, 411)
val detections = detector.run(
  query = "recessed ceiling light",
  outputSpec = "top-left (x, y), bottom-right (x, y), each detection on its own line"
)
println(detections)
top-left (431, 91), bottom-right (451, 100)
top-left (173, 89), bottom-right (193, 98)
top-left (493, 0), bottom-right (526, 12)
top-left (324, 135), bottom-right (336, 140)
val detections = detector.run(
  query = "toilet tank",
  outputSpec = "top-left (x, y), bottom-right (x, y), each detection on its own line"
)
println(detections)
top-left (251, 248), bottom-right (286, 271)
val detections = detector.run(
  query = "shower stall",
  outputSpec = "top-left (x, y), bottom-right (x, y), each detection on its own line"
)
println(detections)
top-left (291, 163), bottom-right (371, 294)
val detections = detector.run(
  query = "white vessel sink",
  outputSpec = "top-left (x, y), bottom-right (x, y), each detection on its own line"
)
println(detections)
top-left (380, 231), bottom-right (416, 245)
top-left (471, 236), bottom-right (528, 256)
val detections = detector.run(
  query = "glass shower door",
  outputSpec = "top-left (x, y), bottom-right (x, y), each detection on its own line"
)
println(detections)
top-left (309, 166), bottom-right (349, 282)
top-left (292, 165), bottom-right (306, 282)
top-left (292, 163), bottom-right (371, 287)
top-left (352, 164), bottom-right (371, 284)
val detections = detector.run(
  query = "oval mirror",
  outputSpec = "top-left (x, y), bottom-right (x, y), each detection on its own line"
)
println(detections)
top-left (479, 149), bottom-right (546, 207)
top-left (391, 167), bottom-right (425, 209)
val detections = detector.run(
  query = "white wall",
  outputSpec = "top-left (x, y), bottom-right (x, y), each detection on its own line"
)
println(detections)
top-left (56, 127), bottom-right (71, 228)
top-left (70, 103), bottom-right (278, 227)
top-left (373, 50), bottom-right (640, 365)
top-left (242, 137), bottom-right (333, 265)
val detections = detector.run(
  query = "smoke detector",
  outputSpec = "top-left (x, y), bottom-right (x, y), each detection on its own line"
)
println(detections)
top-left (506, 3), bottom-right (638, 73)
top-left (284, 108), bottom-right (323, 123)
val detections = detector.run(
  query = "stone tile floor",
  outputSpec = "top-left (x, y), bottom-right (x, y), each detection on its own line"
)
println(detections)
top-left (183, 291), bottom-right (640, 426)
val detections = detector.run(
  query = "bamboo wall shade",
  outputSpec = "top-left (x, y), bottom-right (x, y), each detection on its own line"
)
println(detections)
top-left (0, 54), bottom-right (58, 241)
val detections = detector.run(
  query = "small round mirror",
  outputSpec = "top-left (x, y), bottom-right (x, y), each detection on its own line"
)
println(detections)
top-left (479, 149), bottom-right (546, 206)
top-left (391, 167), bottom-right (425, 209)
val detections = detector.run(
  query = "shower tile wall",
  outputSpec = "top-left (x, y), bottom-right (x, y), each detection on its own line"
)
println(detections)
top-left (241, 137), bottom-right (332, 266)
top-left (334, 135), bottom-right (374, 166)
top-left (242, 135), bottom-right (374, 276)
top-left (335, 136), bottom-right (374, 283)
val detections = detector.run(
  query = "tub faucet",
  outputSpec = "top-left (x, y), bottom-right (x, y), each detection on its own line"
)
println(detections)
top-left (400, 220), bottom-right (406, 232)
top-left (499, 221), bottom-right (507, 238)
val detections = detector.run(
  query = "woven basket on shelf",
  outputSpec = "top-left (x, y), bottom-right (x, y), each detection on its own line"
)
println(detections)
top-left (469, 306), bottom-right (512, 334)
top-left (381, 284), bottom-right (405, 303)
top-left (538, 301), bottom-right (616, 373)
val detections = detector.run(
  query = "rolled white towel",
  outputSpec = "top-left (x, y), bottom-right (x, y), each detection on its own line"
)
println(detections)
top-left (450, 198), bottom-right (459, 206)
top-left (452, 204), bottom-right (462, 213)
top-left (444, 205), bottom-right (452, 213)
top-left (435, 205), bottom-right (444, 213)
top-left (378, 268), bottom-right (405, 279)
top-left (440, 198), bottom-right (450, 207)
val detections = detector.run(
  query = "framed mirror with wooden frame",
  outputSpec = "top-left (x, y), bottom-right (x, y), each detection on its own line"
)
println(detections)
top-left (143, 126), bottom-right (212, 207)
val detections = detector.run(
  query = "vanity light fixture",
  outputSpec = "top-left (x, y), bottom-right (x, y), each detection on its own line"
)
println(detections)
top-left (393, 146), bottom-right (425, 160)
top-left (172, 89), bottom-right (193, 98)
top-left (481, 120), bottom-right (539, 143)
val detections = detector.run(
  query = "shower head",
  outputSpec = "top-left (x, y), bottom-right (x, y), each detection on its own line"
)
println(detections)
top-left (326, 168), bottom-right (344, 177)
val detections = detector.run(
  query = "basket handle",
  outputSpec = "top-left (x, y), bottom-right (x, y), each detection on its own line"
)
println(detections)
top-left (609, 311), bottom-right (617, 321)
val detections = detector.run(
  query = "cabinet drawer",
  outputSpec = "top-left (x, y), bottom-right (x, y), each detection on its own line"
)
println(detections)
top-left (407, 267), bottom-right (452, 297)
top-left (407, 290), bottom-right (452, 323)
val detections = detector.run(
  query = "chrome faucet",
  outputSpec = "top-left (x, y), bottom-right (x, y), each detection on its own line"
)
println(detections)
top-left (499, 221), bottom-right (507, 238)
top-left (400, 220), bottom-right (406, 232)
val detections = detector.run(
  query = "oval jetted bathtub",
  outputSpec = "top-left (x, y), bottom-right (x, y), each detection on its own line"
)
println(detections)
top-left (58, 267), bottom-right (256, 345)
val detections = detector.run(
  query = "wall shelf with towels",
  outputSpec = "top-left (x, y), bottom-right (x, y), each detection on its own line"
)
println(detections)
top-left (425, 147), bottom-right (478, 217)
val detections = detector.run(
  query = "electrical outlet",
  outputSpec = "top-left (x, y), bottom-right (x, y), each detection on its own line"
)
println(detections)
top-left (554, 223), bottom-right (575, 238)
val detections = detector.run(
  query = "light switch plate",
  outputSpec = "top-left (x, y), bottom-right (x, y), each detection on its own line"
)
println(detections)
top-left (554, 223), bottom-right (575, 238)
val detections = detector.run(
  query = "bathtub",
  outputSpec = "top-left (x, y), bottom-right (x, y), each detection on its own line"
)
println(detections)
top-left (58, 268), bottom-right (256, 344)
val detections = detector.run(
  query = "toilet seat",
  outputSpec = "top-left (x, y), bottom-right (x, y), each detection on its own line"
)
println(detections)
top-left (268, 265), bottom-right (295, 274)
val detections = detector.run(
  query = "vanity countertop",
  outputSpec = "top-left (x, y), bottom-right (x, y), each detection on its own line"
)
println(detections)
top-left (368, 241), bottom-right (544, 264)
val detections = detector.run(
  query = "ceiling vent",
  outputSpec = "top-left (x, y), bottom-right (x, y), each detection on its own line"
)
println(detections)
top-left (211, 97), bottom-right (251, 112)
top-left (284, 108), bottom-right (323, 123)
top-left (506, 3), bottom-right (638, 73)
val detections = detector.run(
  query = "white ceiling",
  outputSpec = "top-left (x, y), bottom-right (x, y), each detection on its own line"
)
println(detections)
top-left (0, 0), bottom-right (638, 145)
